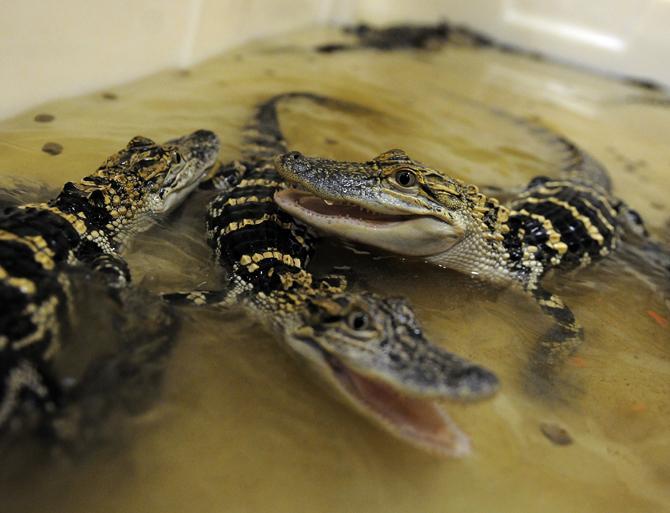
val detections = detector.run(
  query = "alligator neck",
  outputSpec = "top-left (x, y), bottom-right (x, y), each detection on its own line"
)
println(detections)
top-left (427, 226), bottom-right (514, 285)
top-left (427, 187), bottom-right (518, 284)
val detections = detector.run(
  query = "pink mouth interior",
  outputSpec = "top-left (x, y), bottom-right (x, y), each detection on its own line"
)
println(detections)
top-left (327, 356), bottom-right (469, 457)
top-left (276, 189), bottom-right (410, 224)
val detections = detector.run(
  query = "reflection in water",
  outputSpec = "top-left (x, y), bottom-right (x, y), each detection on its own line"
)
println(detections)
top-left (0, 25), bottom-right (668, 513)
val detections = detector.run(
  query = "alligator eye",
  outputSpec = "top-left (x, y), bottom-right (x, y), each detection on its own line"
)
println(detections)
top-left (347, 311), bottom-right (370, 331)
top-left (286, 151), bottom-right (302, 161)
top-left (393, 169), bottom-right (417, 187)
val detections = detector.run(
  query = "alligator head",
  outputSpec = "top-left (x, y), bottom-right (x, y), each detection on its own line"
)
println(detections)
top-left (283, 288), bottom-right (499, 457)
top-left (57, 130), bottom-right (220, 246)
top-left (274, 149), bottom-right (504, 258)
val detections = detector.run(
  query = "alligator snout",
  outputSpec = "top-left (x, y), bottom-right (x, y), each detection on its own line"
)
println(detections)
top-left (282, 151), bottom-right (311, 173)
top-left (275, 151), bottom-right (313, 181)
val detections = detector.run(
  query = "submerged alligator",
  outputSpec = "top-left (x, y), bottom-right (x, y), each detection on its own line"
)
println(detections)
top-left (315, 21), bottom-right (495, 54)
top-left (164, 93), bottom-right (499, 456)
top-left (0, 130), bottom-right (220, 434)
top-left (274, 119), bottom-right (654, 366)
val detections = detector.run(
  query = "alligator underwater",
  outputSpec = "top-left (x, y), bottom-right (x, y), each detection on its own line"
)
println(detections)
top-left (163, 92), bottom-right (499, 457)
top-left (0, 130), bottom-right (220, 437)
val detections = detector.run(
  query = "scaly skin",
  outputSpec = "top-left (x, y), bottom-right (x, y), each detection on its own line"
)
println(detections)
top-left (164, 93), bottom-right (499, 457)
top-left (0, 130), bottom-right (220, 432)
top-left (274, 124), bottom-right (648, 368)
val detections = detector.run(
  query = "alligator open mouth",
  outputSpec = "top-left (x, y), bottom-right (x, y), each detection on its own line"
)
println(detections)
top-left (275, 188), bottom-right (461, 257)
top-left (324, 353), bottom-right (470, 457)
top-left (275, 188), bottom-right (412, 225)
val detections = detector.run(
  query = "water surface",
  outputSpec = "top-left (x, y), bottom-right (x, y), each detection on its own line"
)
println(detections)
top-left (1, 25), bottom-right (669, 513)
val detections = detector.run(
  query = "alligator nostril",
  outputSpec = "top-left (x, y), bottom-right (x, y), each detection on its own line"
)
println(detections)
top-left (287, 151), bottom-right (302, 161)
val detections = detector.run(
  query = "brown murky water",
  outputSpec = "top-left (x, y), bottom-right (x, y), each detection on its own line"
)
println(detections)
top-left (1, 26), bottom-right (669, 513)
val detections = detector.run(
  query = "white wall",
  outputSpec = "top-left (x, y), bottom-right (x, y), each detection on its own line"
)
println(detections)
top-left (2, 0), bottom-right (669, 120)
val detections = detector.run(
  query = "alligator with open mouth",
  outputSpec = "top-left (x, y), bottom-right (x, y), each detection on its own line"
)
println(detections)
top-left (274, 118), bottom-right (657, 368)
top-left (164, 93), bottom-right (499, 457)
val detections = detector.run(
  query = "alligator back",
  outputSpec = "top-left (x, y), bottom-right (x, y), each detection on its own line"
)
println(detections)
top-left (207, 164), bottom-right (315, 294)
top-left (206, 94), bottom-right (324, 296)
top-left (0, 205), bottom-right (83, 427)
top-left (504, 176), bottom-right (622, 278)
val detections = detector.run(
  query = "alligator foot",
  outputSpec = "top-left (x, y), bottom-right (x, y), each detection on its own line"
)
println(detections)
top-left (525, 285), bottom-right (583, 378)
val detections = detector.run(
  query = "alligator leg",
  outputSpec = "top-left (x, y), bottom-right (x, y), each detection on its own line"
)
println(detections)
top-left (87, 253), bottom-right (132, 289)
top-left (525, 284), bottom-right (583, 367)
top-left (74, 238), bottom-right (132, 289)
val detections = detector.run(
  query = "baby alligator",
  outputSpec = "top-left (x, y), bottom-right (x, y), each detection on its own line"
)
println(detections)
top-left (275, 121), bottom-right (650, 367)
top-left (165, 93), bottom-right (498, 457)
top-left (0, 130), bottom-right (220, 433)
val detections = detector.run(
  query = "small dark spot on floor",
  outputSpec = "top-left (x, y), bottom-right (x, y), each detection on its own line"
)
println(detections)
top-left (540, 422), bottom-right (573, 446)
top-left (42, 142), bottom-right (63, 156)
top-left (324, 138), bottom-right (338, 145)
top-left (650, 202), bottom-right (665, 211)
top-left (34, 113), bottom-right (54, 123)
top-left (264, 69), bottom-right (276, 77)
top-left (101, 92), bottom-right (118, 100)
top-left (234, 54), bottom-right (243, 62)
top-left (177, 69), bottom-right (191, 77)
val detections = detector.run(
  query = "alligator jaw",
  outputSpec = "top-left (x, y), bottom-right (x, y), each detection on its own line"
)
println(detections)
top-left (159, 159), bottom-right (219, 213)
top-left (323, 352), bottom-right (470, 457)
top-left (275, 189), bottom-right (462, 257)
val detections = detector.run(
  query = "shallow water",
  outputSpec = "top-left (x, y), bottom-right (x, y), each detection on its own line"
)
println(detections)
top-left (1, 25), bottom-right (669, 513)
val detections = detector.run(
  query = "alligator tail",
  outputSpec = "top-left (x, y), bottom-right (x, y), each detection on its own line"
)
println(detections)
top-left (241, 91), bottom-right (375, 160)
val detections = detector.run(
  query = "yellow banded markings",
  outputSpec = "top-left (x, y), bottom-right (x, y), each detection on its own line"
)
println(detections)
top-left (545, 180), bottom-right (618, 219)
top-left (223, 195), bottom-right (274, 207)
top-left (516, 181), bottom-right (618, 219)
top-left (0, 230), bottom-right (56, 271)
top-left (10, 294), bottom-right (61, 358)
top-left (217, 214), bottom-right (307, 246)
top-left (577, 196), bottom-right (615, 234)
top-left (513, 209), bottom-right (568, 255)
top-left (0, 265), bottom-right (37, 295)
top-left (21, 203), bottom-right (88, 236)
top-left (517, 196), bottom-right (605, 245)
top-left (237, 178), bottom-right (281, 189)
top-left (239, 252), bottom-right (302, 273)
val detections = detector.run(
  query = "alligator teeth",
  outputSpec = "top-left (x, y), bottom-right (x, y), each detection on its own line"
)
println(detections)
top-left (324, 200), bottom-right (335, 206)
